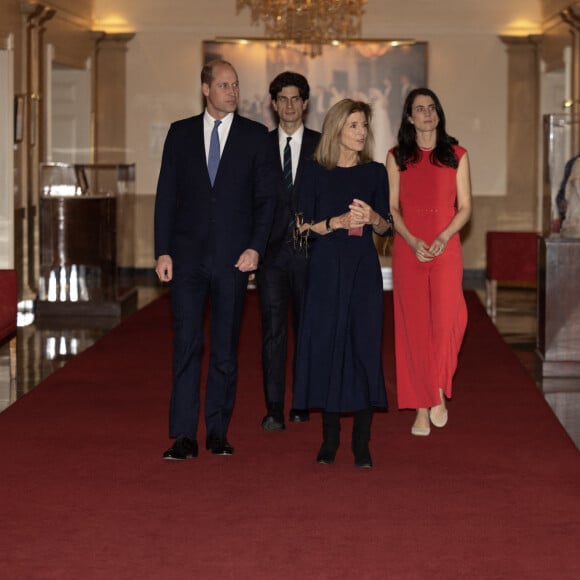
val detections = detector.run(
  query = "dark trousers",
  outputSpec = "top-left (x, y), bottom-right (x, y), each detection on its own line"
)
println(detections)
top-left (169, 260), bottom-right (248, 441)
top-left (256, 245), bottom-right (308, 415)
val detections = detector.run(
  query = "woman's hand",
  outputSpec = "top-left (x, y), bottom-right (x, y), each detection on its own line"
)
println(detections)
top-left (428, 235), bottom-right (448, 257)
top-left (349, 198), bottom-right (377, 227)
top-left (411, 238), bottom-right (435, 262)
top-left (303, 211), bottom-right (353, 235)
top-left (331, 211), bottom-right (355, 230)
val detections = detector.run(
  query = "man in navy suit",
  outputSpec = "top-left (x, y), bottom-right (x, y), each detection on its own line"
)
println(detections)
top-left (155, 59), bottom-right (277, 459)
top-left (257, 72), bottom-right (321, 431)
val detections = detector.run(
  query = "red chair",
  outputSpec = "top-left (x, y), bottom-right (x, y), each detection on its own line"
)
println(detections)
top-left (0, 269), bottom-right (18, 381)
top-left (485, 232), bottom-right (538, 318)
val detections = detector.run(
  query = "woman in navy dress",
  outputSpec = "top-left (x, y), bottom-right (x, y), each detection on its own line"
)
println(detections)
top-left (293, 99), bottom-right (392, 468)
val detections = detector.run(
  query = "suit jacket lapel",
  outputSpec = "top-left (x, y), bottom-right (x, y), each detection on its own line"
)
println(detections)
top-left (295, 129), bottom-right (316, 193)
top-left (218, 114), bottom-right (242, 169)
top-left (292, 127), bottom-right (318, 213)
top-left (187, 115), bottom-right (209, 185)
top-left (270, 128), bottom-right (283, 172)
top-left (206, 114), bottom-right (240, 187)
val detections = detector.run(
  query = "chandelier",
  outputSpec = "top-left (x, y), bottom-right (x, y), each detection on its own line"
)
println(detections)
top-left (236, 0), bottom-right (367, 57)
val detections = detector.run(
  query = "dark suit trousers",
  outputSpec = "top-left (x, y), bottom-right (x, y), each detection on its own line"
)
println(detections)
top-left (256, 244), bottom-right (308, 413)
top-left (169, 260), bottom-right (248, 441)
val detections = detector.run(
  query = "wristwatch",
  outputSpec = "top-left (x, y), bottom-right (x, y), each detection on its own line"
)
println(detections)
top-left (325, 217), bottom-right (334, 233)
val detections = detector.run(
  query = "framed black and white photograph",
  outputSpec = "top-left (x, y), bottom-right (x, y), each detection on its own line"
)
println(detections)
top-left (203, 39), bottom-right (427, 162)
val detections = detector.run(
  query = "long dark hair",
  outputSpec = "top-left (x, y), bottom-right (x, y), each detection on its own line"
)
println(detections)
top-left (394, 88), bottom-right (458, 171)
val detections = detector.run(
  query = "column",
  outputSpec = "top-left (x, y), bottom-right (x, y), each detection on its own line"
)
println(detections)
top-left (499, 35), bottom-right (541, 228)
top-left (93, 32), bottom-right (135, 164)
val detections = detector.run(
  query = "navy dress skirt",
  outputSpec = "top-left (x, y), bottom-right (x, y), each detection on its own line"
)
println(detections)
top-left (292, 160), bottom-right (389, 413)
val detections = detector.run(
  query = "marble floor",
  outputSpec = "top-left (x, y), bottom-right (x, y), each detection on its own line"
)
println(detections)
top-left (1, 275), bottom-right (579, 449)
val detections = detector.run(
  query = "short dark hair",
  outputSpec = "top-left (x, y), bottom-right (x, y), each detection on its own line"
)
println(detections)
top-left (269, 71), bottom-right (310, 101)
top-left (201, 59), bottom-right (235, 86)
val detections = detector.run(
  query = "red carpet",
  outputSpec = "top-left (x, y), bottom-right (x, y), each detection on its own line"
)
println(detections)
top-left (0, 291), bottom-right (579, 579)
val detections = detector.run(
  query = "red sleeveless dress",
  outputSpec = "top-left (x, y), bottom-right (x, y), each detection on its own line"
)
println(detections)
top-left (392, 145), bottom-right (468, 409)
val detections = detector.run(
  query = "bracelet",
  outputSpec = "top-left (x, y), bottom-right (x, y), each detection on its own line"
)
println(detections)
top-left (325, 217), bottom-right (334, 233)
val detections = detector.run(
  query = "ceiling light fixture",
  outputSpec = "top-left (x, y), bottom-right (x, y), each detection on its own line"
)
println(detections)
top-left (236, 0), bottom-right (367, 57)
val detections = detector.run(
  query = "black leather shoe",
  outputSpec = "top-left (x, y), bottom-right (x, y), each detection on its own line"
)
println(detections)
top-left (289, 409), bottom-right (310, 423)
top-left (316, 443), bottom-right (337, 465)
top-left (354, 448), bottom-right (373, 469)
top-left (206, 437), bottom-right (234, 455)
top-left (261, 415), bottom-right (286, 431)
top-left (163, 436), bottom-right (198, 460)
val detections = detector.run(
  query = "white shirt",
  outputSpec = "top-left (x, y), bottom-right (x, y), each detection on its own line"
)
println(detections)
top-left (278, 124), bottom-right (304, 182)
top-left (203, 111), bottom-right (234, 162)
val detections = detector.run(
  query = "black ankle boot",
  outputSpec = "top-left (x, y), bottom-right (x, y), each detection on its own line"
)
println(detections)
top-left (352, 408), bottom-right (373, 468)
top-left (317, 412), bottom-right (340, 464)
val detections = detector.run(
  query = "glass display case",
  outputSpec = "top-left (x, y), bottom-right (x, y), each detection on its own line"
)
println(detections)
top-left (543, 113), bottom-right (579, 234)
top-left (36, 163), bottom-right (137, 318)
top-left (40, 162), bottom-right (135, 197)
top-left (538, 115), bottom-right (580, 376)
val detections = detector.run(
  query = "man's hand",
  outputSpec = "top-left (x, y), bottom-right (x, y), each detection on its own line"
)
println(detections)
top-left (235, 249), bottom-right (259, 272)
top-left (155, 255), bottom-right (173, 282)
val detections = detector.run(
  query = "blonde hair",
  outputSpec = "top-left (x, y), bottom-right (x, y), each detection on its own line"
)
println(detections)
top-left (314, 99), bottom-right (374, 169)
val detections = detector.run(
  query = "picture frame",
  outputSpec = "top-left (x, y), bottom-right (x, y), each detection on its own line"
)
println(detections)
top-left (203, 39), bottom-right (427, 161)
top-left (14, 94), bottom-right (24, 144)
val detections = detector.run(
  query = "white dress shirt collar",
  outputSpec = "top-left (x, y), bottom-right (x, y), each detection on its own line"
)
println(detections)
top-left (278, 124), bottom-right (304, 180)
top-left (203, 111), bottom-right (234, 158)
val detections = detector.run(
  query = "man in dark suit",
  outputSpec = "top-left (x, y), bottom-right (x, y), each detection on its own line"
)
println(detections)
top-left (258, 71), bottom-right (321, 431)
top-left (155, 59), bottom-right (277, 459)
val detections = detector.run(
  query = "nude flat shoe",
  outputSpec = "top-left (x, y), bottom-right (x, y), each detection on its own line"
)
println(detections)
top-left (429, 389), bottom-right (448, 428)
top-left (411, 411), bottom-right (431, 436)
top-left (411, 424), bottom-right (431, 436)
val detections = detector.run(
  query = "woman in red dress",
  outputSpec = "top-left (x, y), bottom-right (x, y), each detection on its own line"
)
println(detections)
top-left (386, 88), bottom-right (472, 436)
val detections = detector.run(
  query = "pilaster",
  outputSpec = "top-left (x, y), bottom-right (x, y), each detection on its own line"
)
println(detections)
top-left (93, 32), bottom-right (136, 164)
top-left (499, 35), bottom-right (542, 226)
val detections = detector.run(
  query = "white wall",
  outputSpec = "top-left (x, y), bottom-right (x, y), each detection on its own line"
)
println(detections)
top-left (92, 0), bottom-right (542, 267)
top-left (50, 63), bottom-right (92, 164)
top-left (93, 0), bottom-right (541, 195)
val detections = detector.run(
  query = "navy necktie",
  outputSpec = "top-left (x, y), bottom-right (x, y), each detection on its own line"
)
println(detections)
top-left (283, 136), bottom-right (293, 191)
top-left (208, 120), bottom-right (221, 186)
